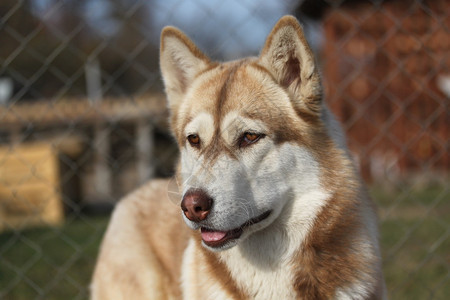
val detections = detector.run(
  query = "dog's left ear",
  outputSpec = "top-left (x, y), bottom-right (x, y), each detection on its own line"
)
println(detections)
top-left (259, 16), bottom-right (322, 116)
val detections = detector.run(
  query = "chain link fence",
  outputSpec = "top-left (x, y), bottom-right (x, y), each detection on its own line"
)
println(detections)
top-left (0, 0), bottom-right (448, 299)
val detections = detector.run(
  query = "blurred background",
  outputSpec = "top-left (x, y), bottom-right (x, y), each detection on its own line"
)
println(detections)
top-left (0, 0), bottom-right (448, 299)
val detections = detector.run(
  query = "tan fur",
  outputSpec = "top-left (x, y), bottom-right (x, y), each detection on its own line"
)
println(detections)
top-left (91, 179), bottom-right (188, 299)
top-left (91, 16), bottom-right (386, 299)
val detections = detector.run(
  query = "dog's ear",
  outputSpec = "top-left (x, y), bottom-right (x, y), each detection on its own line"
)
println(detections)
top-left (259, 16), bottom-right (322, 116)
top-left (160, 27), bottom-right (211, 114)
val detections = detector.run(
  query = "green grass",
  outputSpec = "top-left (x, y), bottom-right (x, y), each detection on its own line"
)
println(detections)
top-left (0, 184), bottom-right (448, 299)
top-left (372, 183), bottom-right (449, 299)
top-left (0, 215), bottom-right (109, 300)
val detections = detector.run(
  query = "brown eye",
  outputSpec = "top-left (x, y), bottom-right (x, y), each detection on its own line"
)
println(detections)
top-left (245, 133), bottom-right (259, 142)
top-left (187, 134), bottom-right (200, 147)
top-left (239, 132), bottom-right (263, 148)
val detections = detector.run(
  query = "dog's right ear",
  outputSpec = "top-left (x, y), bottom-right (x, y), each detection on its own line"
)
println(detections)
top-left (160, 27), bottom-right (211, 114)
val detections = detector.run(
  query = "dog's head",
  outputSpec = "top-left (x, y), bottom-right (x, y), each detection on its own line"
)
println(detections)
top-left (160, 16), bottom-right (344, 251)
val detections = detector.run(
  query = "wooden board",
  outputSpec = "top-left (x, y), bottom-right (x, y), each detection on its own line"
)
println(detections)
top-left (0, 143), bottom-right (64, 231)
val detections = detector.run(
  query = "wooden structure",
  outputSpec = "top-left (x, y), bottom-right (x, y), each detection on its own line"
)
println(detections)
top-left (0, 95), bottom-right (172, 210)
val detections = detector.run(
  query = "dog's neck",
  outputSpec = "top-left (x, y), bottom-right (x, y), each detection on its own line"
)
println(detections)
top-left (214, 189), bottom-right (332, 297)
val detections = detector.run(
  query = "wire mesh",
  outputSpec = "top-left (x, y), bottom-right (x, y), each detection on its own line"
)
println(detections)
top-left (0, 0), bottom-right (448, 299)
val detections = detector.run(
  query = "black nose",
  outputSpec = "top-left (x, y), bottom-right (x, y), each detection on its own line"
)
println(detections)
top-left (181, 189), bottom-right (213, 222)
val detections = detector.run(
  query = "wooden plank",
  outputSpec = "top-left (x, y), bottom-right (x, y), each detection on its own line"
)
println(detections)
top-left (93, 125), bottom-right (112, 202)
top-left (0, 142), bottom-right (64, 231)
top-left (0, 95), bottom-right (169, 130)
top-left (136, 120), bottom-right (154, 184)
top-left (0, 146), bottom-right (56, 184)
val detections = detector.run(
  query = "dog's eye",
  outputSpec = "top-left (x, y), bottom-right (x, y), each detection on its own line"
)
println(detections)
top-left (187, 134), bottom-right (200, 147)
top-left (239, 132), bottom-right (263, 148)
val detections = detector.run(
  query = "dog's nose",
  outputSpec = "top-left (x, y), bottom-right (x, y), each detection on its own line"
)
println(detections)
top-left (181, 189), bottom-right (213, 222)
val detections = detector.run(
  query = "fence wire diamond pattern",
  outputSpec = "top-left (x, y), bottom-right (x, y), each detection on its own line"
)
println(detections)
top-left (0, 0), bottom-right (448, 299)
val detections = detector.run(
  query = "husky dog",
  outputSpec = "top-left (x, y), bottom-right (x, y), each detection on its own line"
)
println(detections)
top-left (91, 16), bottom-right (386, 299)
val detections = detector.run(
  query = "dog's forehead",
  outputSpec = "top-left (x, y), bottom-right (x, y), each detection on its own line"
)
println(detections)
top-left (176, 59), bottom-right (308, 154)
top-left (181, 60), bottom-right (289, 128)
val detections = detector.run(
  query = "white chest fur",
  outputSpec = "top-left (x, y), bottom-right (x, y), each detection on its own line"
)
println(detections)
top-left (181, 237), bottom-right (297, 300)
top-left (221, 246), bottom-right (298, 299)
top-left (181, 190), bottom-right (330, 300)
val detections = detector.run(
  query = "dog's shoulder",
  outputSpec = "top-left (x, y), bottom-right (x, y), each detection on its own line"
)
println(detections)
top-left (115, 178), bottom-right (190, 276)
top-left (91, 179), bottom-right (188, 300)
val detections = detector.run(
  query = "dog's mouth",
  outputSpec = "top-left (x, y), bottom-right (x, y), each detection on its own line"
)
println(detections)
top-left (200, 210), bottom-right (272, 248)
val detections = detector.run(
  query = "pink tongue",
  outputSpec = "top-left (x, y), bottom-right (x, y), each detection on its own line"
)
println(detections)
top-left (201, 230), bottom-right (227, 242)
